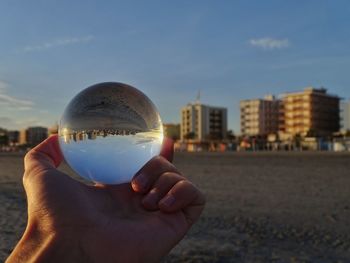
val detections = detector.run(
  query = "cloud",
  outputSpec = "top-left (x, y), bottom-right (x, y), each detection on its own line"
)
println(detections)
top-left (0, 117), bottom-right (17, 129)
top-left (0, 93), bottom-right (34, 109)
top-left (0, 117), bottom-right (41, 130)
top-left (20, 35), bottom-right (94, 53)
top-left (249, 37), bottom-right (289, 50)
top-left (0, 81), bottom-right (34, 109)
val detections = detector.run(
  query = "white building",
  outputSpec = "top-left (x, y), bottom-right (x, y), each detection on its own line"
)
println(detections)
top-left (180, 103), bottom-right (227, 141)
top-left (240, 95), bottom-right (280, 136)
top-left (340, 101), bottom-right (350, 132)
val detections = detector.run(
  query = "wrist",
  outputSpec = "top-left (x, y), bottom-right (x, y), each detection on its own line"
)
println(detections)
top-left (6, 221), bottom-right (85, 263)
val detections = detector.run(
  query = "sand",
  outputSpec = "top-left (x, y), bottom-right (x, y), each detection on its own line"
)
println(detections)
top-left (1, 152), bottom-right (350, 262)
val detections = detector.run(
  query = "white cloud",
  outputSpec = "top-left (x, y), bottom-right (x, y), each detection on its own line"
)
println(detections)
top-left (249, 37), bottom-right (290, 50)
top-left (20, 35), bottom-right (94, 53)
top-left (0, 81), bottom-right (34, 109)
top-left (0, 93), bottom-right (34, 109)
top-left (0, 93), bottom-right (34, 108)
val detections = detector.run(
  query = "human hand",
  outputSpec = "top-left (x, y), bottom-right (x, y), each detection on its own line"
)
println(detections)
top-left (6, 135), bottom-right (205, 263)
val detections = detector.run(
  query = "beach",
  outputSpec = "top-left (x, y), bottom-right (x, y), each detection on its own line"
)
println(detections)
top-left (1, 152), bottom-right (350, 262)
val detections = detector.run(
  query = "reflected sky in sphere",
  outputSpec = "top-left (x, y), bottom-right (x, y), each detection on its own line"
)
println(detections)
top-left (58, 82), bottom-right (163, 185)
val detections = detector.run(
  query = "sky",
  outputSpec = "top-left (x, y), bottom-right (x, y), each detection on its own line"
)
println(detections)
top-left (0, 0), bottom-right (349, 133)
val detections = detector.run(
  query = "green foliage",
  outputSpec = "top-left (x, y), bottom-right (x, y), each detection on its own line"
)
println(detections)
top-left (184, 132), bottom-right (196, 140)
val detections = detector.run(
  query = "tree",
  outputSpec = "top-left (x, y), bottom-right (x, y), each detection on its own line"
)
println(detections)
top-left (306, 129), bottom-right (318, 138)
top-left (205, 132), bottom-right (222, 141)
top-left (0, 128), bottom-right (8, 146)
top-left (227, 130), bottom-right (236, 141)
top-left (184, 132), bottom-right (196, 140)
top-left (345, 130), bottom-right (350, 138)
top-left (293, 133), bottom-right (302, 149)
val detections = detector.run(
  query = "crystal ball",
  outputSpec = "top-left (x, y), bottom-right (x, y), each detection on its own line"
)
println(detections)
top-left (58, 82), bottom-right (163, 185)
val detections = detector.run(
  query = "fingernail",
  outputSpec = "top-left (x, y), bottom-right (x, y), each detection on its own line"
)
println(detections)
top-left (161, 195), bottom-right (175, 207)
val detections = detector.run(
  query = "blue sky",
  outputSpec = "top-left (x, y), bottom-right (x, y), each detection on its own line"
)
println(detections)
top-left (0, 0), bottom-right (349, 132)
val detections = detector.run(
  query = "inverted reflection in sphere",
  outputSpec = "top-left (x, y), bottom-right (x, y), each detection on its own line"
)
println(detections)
top-left (58, 82), bottom-right (163, 184)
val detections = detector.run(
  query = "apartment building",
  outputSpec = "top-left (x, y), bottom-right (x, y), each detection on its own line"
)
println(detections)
top-left (180, 103), bottom-right (227, 141)
top-left (240, 95), bottom-right (280, 136)
top-left (8, 130), bottom-right (20, 146)
top-left (19, 126), bottom-right (48, 146)
top-left (281, 87), bottom-right (340, 136)
top-left (340, 100), bottom-right (350, 132)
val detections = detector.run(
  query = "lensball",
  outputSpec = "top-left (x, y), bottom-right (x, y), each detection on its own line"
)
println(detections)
top-left (58, 82), bottom-right (163, 185)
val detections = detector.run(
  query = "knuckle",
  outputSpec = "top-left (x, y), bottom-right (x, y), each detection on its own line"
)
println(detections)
top-left (177, 179), bottom-right (192, 188)
top-left (24, 155), bottom-right (36, 173)
top-left (22, 170), bottom-right (30, 187)
top-left (161, 171), bottom-right (184, 182)
top-left (152, 155), bottom-right (165, 164)
top-left (24, 150), bottom-right (41, 169)
top-left (22, 166), bottom-right (37, 187)
top-left (24, 150), bottom-right (34, 165)
top-left (152, 155), bottom-right (166, 165)
top-left (143, 155), bottom-right (167, 171)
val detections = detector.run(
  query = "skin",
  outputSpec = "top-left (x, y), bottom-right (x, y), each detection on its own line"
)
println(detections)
top-left (6, 135), bottom-right (205, 263)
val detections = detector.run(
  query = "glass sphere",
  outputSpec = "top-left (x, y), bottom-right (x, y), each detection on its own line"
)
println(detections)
top-left (58, 82), bottom-right (163, 185)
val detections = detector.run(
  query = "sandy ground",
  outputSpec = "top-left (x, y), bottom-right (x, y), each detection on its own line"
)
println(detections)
top-left (1, 152), bottom-right (350, 262)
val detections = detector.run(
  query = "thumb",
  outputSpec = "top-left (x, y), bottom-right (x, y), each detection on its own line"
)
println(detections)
top-left (23, 135), bottom-right (67, 215)
top-left (24, 134), bottom-right (63, 175)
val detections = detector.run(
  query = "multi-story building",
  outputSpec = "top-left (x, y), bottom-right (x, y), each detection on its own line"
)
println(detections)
top-left (19, 126), bottom-right (48, 147)
top-left (19, 129), bottom-right (27, 145)
top-left (8, 130), bottom-right (20, 146)
top-left (180, 103), bottom-right (227, 141)
top-left (27, 127), bottom-right (48, 146)
top-left (281, 87), bottom-right (340, 137)
top-left (340, 101), bottom-right (350, 133)
top-left (240, 95), bottom-right (280, 136)
top-left (0, 128), bottom-right (8, 145)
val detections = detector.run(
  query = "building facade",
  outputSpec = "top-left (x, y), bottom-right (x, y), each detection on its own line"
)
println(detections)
top-left (180, 103), bottom-right (227, 141)
top-left (240, 95), bottom-right (280, 136)
top-left (19, 129), bottom-right (27, 145)
top-left (340, 101), bottom-right (350, 133)
top-left (281, 87), bottom-right (340, 137)
top-left (19, 127), bottom-right (48, 147)
top-left (0, 128), bottom-right (8, 145)
top-left (8, 130), bottom-right (20, 146)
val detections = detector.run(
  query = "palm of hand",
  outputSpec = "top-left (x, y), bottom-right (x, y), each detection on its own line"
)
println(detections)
top-left (30, 170), bottom-right (189, 262)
